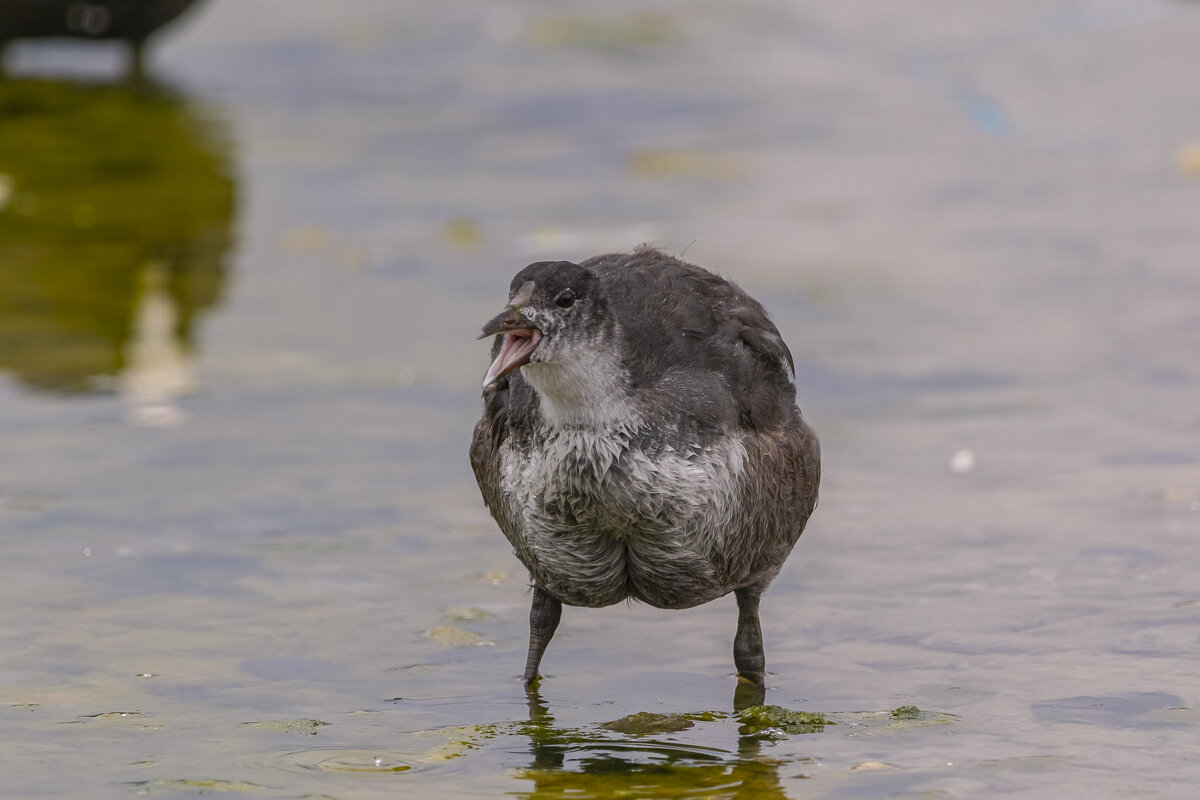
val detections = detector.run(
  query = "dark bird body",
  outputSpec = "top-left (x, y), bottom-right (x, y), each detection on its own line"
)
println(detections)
top-left (0, 0), bottom-right (205, 75)
top-left (470, 248), bottom-right (819, 687)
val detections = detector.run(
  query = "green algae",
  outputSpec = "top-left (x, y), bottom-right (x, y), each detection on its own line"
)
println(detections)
top-left (126, 778), bottom-right (276, 794)
top-left (425, 602), bottom-right (495, 643)
top-left (600, 711), bottom-right (695, 735)
top-left (416, 723), bottom-right (500, 761)
top-left (838, 708), bottom-right (960, 731)
top-left (426, 624), bottom-right (491, 647)
top-left (81, 711), bottom-right (146, 719)
top-left (526, 12), bottom-right (676, 52)
top-left (737, 705), bottom-right (830, 735)
top-left (443, 605), bottom-right (491, 622)
top-left (242, 718), bottom-right (329, 734)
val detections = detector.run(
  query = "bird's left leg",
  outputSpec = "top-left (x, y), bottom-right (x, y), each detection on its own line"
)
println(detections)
top-left (733, 586), bottom-right (766, 685)
top-left (523, 586), bottom-right (562, 686)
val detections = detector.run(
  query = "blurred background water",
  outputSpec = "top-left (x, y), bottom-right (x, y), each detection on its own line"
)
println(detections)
top-left (1, 1), bottom-right (1199, 798)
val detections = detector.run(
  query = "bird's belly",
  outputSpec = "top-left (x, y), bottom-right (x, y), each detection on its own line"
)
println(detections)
top-left (501, 432), bottom-right (746, 609)
top-left (521, 513), bottom-right (726, 609)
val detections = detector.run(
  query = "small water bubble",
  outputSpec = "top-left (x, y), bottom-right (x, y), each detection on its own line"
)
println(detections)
top-left (1190, 500), bottom-right (1198, 512)
top-left (949, 449), bottom-right (975, 474)
top-left (83, 547), bottom-right (93, 557)
top-left (479, 570), bottom-right (508, 586)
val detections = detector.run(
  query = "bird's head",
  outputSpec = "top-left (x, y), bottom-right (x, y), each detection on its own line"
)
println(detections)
top-left (478, 260), bottom-right (609, 391)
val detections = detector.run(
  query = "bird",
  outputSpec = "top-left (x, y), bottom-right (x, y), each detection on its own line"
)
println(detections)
top-left (470, 247), bottom-right (820, 689)
top-left (0, 0), bottom-right (206, 77)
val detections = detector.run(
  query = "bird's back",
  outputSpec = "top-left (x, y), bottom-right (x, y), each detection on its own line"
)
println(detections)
top-left (582, 249), bottom-right (800, 434)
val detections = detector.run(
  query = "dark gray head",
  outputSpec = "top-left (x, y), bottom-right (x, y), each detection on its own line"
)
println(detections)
top-left (478, 260), bottom-right (612, 391)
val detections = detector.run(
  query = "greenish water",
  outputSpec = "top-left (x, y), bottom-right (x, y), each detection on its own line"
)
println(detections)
top-left (3, 2), bottom-right (1200, 798)
top-left (0, 78), bottom-right (232, 393)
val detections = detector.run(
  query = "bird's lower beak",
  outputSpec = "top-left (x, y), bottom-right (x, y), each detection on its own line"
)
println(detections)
top-left (479, 307), bottom-right (542, 389)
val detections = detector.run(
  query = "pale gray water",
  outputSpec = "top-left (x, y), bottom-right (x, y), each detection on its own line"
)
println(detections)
top-left (2, 1), bottom-right (1199, 798)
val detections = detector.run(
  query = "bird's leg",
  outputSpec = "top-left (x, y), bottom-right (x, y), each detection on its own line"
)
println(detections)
top-left (523, 586), bottom-right (562, 686)
top-left (127, 41), bottom-right (146, 81)
top-left (733, 586), bottom-right (765, 686)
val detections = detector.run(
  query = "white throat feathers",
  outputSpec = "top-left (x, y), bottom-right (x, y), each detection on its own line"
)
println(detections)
top-left (521, 341), bottom-right (639, 429)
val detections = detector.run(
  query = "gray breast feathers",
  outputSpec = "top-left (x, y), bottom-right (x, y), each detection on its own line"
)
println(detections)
top-left (494, 423), bottom-right (749, 609)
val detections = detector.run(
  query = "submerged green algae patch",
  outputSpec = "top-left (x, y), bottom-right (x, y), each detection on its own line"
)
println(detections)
top-left (885, 707), bottom-right (957, 727)
top-left (839, 708), bottom-right (960, 731)
top-left (425, 624), bottom-right (492, 648)
top-left (415, 723), bottom-right (500, 762)
top-left (243, 718), bottom-right (329, 734)
top-left (737, 705), bottom-right (830, 735)
top-left (65, 711), bottom-right (163, 730)
top-left (526, 12), bottom-right (677, 53)
top-left (442, 605), bottom-right (491, 622)
top-left (600, 711), bottom-right (695, 735)
top-left (126, 777), bottom-right (276, 794)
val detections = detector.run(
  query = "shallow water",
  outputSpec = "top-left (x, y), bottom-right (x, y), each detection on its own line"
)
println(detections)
top-left (2, 1), bottom-right (1199, 797)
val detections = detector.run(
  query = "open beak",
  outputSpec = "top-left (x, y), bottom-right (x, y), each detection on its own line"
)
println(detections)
top-left (478, 307), bottom-right (542, 389)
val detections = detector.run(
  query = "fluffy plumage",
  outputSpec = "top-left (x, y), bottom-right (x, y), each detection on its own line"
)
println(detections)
top-left (470, 248), bottom-right (820, 687)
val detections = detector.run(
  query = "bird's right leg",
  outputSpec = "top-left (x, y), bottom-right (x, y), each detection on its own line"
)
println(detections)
top-left (523, 586), bottom-right (562, 686)
top-left (733, 586), bottom-right (766, 685)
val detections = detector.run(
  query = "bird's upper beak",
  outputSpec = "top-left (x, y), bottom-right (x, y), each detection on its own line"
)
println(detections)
top-left (478, 306), bottom-right (542, 389)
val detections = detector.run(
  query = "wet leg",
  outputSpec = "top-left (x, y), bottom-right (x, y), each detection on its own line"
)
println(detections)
top-left (734, 587), bottom-right (765, 685)
top-left (523, 586), bottom-right (562, 686)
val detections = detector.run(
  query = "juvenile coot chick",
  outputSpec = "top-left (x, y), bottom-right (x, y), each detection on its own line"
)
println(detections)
top-left (470, 248), bottom-right (820, 687)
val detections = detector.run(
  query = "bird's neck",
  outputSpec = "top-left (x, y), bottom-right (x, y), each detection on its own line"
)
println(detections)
top-left (522, 349), bottom-right (641, 430)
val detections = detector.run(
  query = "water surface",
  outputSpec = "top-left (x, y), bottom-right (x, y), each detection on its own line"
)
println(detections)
top-left (2, 1), bottom-right (1199, 797)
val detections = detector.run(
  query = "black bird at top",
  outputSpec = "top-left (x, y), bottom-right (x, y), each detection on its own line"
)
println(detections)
top-left (0, 0), bottom-right (205, 76)
top-left (470, 247), bottom-right (820, 690)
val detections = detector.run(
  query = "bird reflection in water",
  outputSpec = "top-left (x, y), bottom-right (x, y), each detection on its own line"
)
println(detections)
top-left (512, 686), bottom-right (793, 800)
top-left (0, 76), bottom-right (235, 423)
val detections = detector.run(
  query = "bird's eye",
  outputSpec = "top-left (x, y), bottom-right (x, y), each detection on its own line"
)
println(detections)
top-left (555, 289), bottom-right (576, 309)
